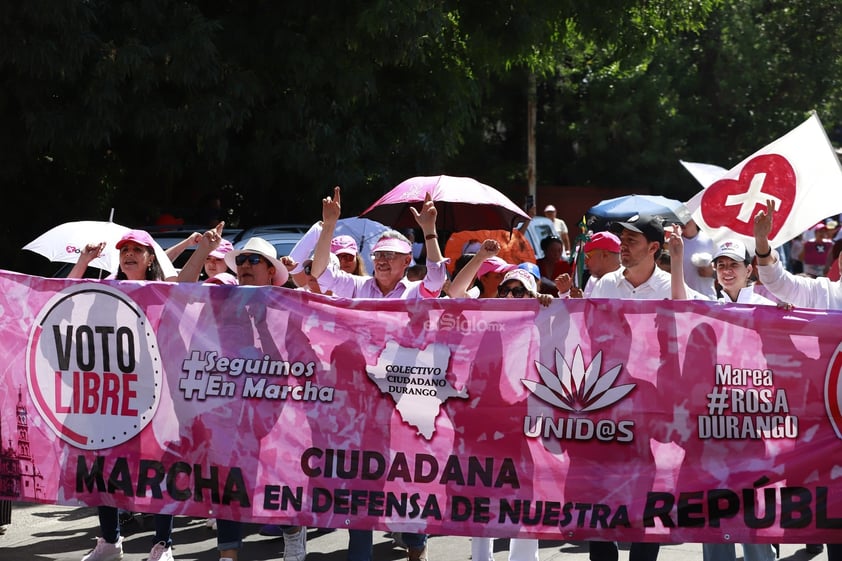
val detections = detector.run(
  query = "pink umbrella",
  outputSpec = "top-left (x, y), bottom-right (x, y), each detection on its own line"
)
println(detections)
top-left (360, 175), bottom-right (530, 232)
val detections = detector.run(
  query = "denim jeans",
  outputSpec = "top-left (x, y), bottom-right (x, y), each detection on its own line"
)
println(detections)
top-left (589, 541), bottom-right (658, 561)
top-left (828, 543), bottom-right (842, 561)
top-left (216, 519), bottom-right (242, 551)
top-left (703, 543), bottom-right (775, 561)
top-left (347, 530), bottom-right (427, 561)
top-left (97, 506), bottom-right (174, 547)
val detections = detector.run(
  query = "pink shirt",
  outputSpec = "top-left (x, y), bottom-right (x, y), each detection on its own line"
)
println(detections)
top-left (317, 259), bottom-right (448, 299)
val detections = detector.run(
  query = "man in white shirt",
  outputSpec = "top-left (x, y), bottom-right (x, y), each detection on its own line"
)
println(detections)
top-left (590, 214), bottom-right (671, 300)
top-left (587, 213), bottom-right (669, 561)
top-left (582, 231), bottom-right (622, 297)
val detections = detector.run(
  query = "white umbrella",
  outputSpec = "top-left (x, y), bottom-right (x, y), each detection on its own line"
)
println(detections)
top-left (334, 217), bottom-right (391, 272)
top-left (288, 217), bottom-right (391, 274)
top-left (24, 220), bottom-right (177, 278)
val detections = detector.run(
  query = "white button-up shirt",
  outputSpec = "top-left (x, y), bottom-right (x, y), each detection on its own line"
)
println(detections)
top-left (589, 265), bottom-right (672, 300)
top-left (758, 257), bottom-right (842, 310)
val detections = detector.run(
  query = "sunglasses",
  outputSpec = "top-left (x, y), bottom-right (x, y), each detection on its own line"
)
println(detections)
top-left (235, 254), bottom-right (265, 266)
top-left (303, 264), bottom-right (313, 275)
top-left (497, 285), bottom-right (528, 298)
top-left (370, 251), bottom-right (403, 261)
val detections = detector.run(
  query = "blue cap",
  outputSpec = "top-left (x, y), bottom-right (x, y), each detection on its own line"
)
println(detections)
top-left (517, 262), bottom-right (540, 280)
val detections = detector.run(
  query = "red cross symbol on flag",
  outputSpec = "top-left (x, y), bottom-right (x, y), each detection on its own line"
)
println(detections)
top-left (700, 154), bottom-right (795, 239)
top-left (686, 113), bottom-right (842, 248)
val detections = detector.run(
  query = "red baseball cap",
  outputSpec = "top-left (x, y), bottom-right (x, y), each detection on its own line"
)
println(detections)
top-left (584, 231), bottom-right (621, 253)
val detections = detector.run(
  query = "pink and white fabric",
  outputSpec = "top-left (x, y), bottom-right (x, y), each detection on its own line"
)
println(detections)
top-left (1, 270), bottom-right (841, 543)
top-left (686, 113), bottom-right (842, 248)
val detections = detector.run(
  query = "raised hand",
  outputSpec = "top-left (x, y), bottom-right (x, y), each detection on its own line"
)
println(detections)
top-left (80, 242), bottom-right (106, 264)
top-left (410, 192), bottom-right (437, 232)
top-left (476, 239), bottom-right (501, 260)
top-left (554, 273), bottom-right (573, 294)
top-left (322, 186), bottom-right (341, 225)
top-left (753, 199), bottom-right (776, 241)
top-left (667, 226), bottom-right (685, 261)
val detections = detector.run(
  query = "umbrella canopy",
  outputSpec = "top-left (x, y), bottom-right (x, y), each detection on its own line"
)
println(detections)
top-left (360, 175), bottom-right (530, 232)
top-left (333, 217), bottom-right (391, 273)
top-left (24, 220), bottom-right (177, 277)
top-left (586, 194), bottom-right (692, 230)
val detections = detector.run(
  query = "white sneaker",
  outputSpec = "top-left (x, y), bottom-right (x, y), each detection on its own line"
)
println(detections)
top-left (81, 536), bottom-right (124, 561)
top-left (220, 558), bottom-right (234, 561)
top-left (148, 541), bottom-right (174, 561)
top-left (283, 527), bottom-right (307, 561)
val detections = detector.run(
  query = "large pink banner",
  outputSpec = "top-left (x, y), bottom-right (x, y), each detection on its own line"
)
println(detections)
top-left (0, 270), bottom-right (840, 543)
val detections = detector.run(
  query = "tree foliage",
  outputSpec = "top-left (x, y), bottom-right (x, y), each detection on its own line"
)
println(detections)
top-left (4, 0), bottom-right (842, 275)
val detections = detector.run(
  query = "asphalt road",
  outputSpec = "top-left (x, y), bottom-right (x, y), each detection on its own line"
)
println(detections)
top-left (0, 502), bottom-right (830, 561)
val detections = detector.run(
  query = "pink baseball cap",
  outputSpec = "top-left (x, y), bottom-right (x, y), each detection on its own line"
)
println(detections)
top-left (477, 256), bottom-right (516, 278)
top-left (372, 236), bottom-right (412, 254)
top-left (115, 229), bottom-right (155, 250)
top-left (584, 231), bottom-right (621, 253)
top-left (203, 272), bottom-right (238, 285)
top-left (330, 235), bottom-right (358, 256)
top-left (208, 238), bottom-right (234, 259)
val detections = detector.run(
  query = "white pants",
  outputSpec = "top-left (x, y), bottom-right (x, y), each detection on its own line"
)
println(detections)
top-left (471, 537), bottom-right (539, 561)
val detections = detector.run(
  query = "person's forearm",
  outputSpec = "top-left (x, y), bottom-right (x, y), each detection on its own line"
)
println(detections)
top-left (421, 226), bottom-right (444, 263)
top-left (176, 244), bottom-right (212, 282)
top-left (449, 254), bottom-right (484, 297)
top-left (165, 235), bottom-right (198, 261)
top-left (310, 218), bottom-right (336, 279)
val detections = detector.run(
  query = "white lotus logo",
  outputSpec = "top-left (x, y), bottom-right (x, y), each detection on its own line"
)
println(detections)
top-left (522, 346), bottom-right (635, 412)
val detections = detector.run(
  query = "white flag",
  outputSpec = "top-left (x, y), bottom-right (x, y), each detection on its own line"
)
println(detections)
top-left (685, 113), bottom-right (842, 248)
top-left (679, 160), bottom-right (728, 189)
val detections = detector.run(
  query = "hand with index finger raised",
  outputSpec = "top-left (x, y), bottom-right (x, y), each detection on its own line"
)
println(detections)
top-left (410, 191), bottom-right (437, 231)
top-left (322, 186), bottom-right (342, 225)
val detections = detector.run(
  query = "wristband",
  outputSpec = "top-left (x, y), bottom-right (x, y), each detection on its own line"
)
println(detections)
top-left (755, 247), bottom-right (772, 258)
top-left (425, 233), bottom-right (438, 240)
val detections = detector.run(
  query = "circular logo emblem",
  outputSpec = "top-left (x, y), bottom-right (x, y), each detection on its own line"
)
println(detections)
top-left (26, 284), bottom-right (163, 450)
top-left (826, 342), bottom-right (842, 440)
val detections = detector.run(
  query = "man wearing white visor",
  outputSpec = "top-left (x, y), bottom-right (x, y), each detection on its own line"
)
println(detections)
top-left (309, 187), bottom-right (445, 561)
top-left (311, 186), bottom-right (447, 300)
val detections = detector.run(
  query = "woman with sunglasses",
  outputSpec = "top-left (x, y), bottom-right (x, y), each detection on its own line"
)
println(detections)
top-left (446, 239), bottom-right (544, 561)
top-left (330, 234), bottom-right (367, 276)
top-left (449, 239), bottom-right (552, 305)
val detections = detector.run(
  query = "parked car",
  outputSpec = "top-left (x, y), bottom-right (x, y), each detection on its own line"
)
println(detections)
top-left (233, 229), bottom-right (305, 260)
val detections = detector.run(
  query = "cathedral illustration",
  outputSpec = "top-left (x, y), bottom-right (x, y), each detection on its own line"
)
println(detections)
top-left (0, 387), bottom-right (44, 499)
